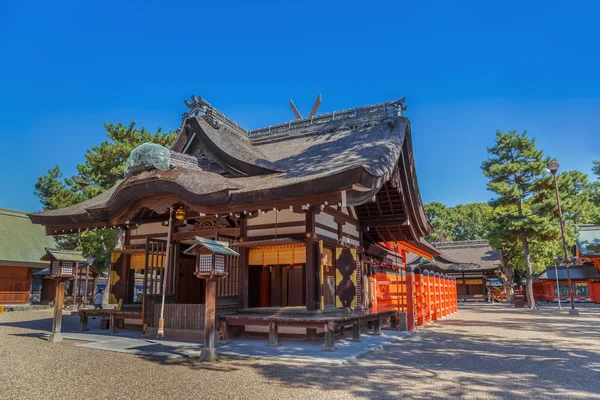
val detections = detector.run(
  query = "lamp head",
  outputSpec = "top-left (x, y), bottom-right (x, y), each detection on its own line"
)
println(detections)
top-left (547, 161), bottom-right (560, 174)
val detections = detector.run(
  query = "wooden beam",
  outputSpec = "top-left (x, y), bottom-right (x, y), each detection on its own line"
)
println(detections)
top-left (129, 232), bottom-right (168, 240)
top-left (324, 207), bottom-right (359, 226)
top-left (247, 221), bottom-right (305, 231)
top-left (172, 228), bottom-right (240, 241)
top-left (361, 216), bottom-right (408, 228)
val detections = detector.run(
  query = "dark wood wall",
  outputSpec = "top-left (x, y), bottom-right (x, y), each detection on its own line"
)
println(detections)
top-left (0, 266), bottom-right (32, 304)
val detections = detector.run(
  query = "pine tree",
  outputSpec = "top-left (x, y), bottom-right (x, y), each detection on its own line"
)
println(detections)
top-left (482, 130), bottom-right (555, 309)
top-left (34, 121), bottom-right (176, 269)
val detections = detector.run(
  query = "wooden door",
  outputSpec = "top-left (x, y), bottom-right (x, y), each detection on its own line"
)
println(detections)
top-left (287, 266), bottom-right (304, 306)
top-left (177, 257), bottom-right (204, 304)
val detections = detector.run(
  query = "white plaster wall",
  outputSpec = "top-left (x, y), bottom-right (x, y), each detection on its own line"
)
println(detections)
top-left (247, 226), bottom-right (305, 237)
top-left (247, 209), bottom-right (304, 226)
top-left (315, 227), bottom-right (338, 240)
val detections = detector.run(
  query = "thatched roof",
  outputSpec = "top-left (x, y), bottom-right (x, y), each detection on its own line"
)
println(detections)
top-left (29, 97), bottom-right (430, 242)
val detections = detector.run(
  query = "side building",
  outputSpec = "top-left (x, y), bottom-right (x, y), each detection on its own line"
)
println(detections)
top-left (0, 208), bottom-right (57, 304)
top-left (533, 225), bottom-right (600, 303)
top-left (409, 240), bottom-right (501, 302)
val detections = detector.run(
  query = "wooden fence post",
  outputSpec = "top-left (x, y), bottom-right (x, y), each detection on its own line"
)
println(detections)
top-left (423, 270), bottom-right (431, 324)
top-left (415, 269), bottom-right (423, 327)
top-left (406, 266), bottom-right (415, 331)
top-left (442, 274), bottom-right (448, 318)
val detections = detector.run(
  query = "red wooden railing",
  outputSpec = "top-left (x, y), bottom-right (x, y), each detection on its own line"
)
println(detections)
top-left (372, 265), bottom-right (459, 331)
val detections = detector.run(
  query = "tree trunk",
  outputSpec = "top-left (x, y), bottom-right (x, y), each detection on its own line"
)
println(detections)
top-left (520, 236), bottom-right (536, 309)
top-left (495, 268), bottom-right (514, 304)
top-left (517, 200), bottom-right (536, 309)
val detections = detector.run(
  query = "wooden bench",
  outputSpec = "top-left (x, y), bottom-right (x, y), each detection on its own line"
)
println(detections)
top-left (221, 310), bottom-right (398, 352)
top-left (79, 309), bottom-right (142, 334)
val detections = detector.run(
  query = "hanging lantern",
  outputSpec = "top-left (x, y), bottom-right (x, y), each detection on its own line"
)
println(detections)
top-left (175, 205), bottom-right (187, 221)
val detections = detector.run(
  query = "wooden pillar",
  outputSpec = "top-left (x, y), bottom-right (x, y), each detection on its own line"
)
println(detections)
top-left (238, 217), bottom-right (249, 310)
top-left (199, 277), bottom-right (218, 361)
top-left (49, 279), bottom-right (66, 343)
top-left (83, 264), bottom-right (90, 305)
top-left (406, 266), bottom-right (415, 331)
top-left (462, 272), bottom-right (467, 296)
top-left (305, 207), bottom-right (318, 311)
top-left (73, 267), bottom-right (79, 309)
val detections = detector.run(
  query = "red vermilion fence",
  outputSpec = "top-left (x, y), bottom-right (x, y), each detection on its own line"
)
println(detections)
top-left (372, 266), bottom-right (458, 331)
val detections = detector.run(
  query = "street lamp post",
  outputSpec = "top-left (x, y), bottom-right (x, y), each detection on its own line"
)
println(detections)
top-left (547, 161), bottom-right (578, 315)
top-left (553, 257), bottom-right (562, 311)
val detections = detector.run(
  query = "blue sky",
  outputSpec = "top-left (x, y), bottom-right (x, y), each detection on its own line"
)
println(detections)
top-left (1, 0), bottom-right (598, 212)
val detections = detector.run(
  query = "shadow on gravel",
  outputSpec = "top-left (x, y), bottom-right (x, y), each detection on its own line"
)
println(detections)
top-left (243, 329), bottom-right (600, 399)
top-left (0, 317), bottom-right (54, 331)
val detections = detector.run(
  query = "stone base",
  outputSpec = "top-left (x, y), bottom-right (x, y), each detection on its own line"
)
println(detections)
top-left (48, 333), bottom-right (63, 343)
top-left (568, 309), bottom-right (580, 316)
top-left (198, 348), bottom-right (218, 362)
top-left (266, 342), bottom-right (281, 347)
top-left (321, 345), bottom-right (337, 352)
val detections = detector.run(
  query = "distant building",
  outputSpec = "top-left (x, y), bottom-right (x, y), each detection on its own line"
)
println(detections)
top-left (409, 240), bottom-right (501, 302)
top-left (0, 208), bottom-right (57, 304)
top-left (533, 225), bottom-right (600, 303)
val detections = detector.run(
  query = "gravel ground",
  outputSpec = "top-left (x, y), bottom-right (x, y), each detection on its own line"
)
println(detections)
top-left (1, 303), bottom-right (600, 400)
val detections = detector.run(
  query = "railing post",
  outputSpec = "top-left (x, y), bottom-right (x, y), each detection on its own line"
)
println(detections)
top-left (415, 269), bottom-right (424, 327)
top-left (442, 274), bottom-right (446, 317)
top-left (406, 266), bottom-right (415, 331)
top-left (434, 273), bottom-right (440, 321)
top-left (424, 270), bottom-right (431, 324)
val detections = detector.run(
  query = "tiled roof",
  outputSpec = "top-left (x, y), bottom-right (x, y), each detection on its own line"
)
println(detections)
top-left (409, 240), bottom-right (501, 272)
top-left (535, 264), bottom-right (600, 280)
top-left (0, 208), bottom-right (57, 267)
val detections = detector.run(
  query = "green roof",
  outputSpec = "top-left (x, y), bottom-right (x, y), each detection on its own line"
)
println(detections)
top-left (40, 248), bottom-right (87, 262)
top-left (0, 208), bottom-right (57, 267)
top-left (184, 237), bottom-right (240, 256)
top-left (576, 225), bottom-right (600, 256)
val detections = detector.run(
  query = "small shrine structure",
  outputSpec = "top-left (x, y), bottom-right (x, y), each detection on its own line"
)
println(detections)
top-left (29, 96), bottom-right (458, 351)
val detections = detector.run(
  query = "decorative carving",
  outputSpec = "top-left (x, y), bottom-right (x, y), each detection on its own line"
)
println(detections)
top-left (181, 95), bottom-right (249, 136)
top-left (193, 217), bottom-right (228, 230)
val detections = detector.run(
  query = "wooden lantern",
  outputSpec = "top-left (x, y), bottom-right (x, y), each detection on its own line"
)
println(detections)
top-left (184, 237), bottom-right (239, 361)
top-left (40, 249), bottom-right (86, 343)
top-left (185, 237), bottom-right (238, 279)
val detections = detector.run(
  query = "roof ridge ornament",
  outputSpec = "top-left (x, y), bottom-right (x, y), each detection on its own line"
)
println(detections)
top-left (289, 93), bottom-right (322, 120)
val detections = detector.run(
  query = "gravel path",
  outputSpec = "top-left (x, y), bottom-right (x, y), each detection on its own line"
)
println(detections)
top-left (1, 304), bottom-right (600, 400)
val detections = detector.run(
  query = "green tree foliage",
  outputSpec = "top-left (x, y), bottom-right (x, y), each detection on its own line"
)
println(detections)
top-left (535, 170), bottom-right (600, 225)
top-left (34, 122), bottom-right (176, 270)
top-left (482, 130), bottom-right (556, 308)
top-left (424, 202), bottom-right (491, 242)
